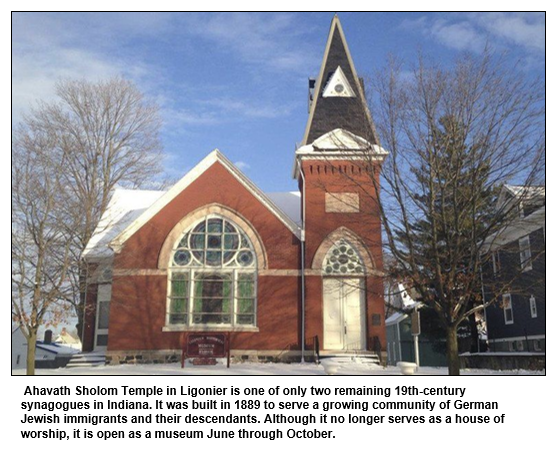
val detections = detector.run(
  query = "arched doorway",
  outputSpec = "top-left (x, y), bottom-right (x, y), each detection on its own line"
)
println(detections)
top-left (322, 239), bottom-right (366, 351)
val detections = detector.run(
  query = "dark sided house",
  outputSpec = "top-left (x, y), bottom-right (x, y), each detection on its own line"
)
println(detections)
top-left (482, 185), bottom-right (545, 354)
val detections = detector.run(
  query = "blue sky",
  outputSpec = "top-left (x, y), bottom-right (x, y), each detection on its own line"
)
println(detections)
top-left (12, 12), bottom-right (545, 193)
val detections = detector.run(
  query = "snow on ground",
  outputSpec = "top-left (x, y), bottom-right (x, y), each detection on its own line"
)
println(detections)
top-left (11, 361), bottom-right (544, 376)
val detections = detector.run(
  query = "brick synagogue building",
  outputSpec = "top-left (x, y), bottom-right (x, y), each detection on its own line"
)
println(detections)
top-left (82, 16), bottom-right (389, 364)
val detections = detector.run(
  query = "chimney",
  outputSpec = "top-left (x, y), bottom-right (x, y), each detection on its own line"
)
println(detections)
top-left (44, 329), bottom-right (53, 344)
top-left (308, 78), bottom-right (316, 112)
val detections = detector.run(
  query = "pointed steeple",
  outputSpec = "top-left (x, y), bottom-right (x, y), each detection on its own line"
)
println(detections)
top-left (302, 15), bottom-right (378, 146)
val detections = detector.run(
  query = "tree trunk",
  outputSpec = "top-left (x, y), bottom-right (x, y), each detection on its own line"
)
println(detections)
top-left (26, 332), bottom-right (37, 376)
top-left (446, 326), bottom-right (460, 375)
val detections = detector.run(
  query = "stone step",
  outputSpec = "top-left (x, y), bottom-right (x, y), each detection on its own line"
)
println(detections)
top-left (65, 352), bottom-right (106, 368)
top-left (321, 353), bottom-right (380, 360)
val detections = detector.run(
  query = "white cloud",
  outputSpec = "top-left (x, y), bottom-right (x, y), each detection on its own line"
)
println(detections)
top-left (180, 13), bottom-right (317, 74)
top-left (430, 20), bottom-right (486, 52)
top-left (400, 12), bottom-right (545, 55)
top-left (12, 13), bottom-right (310, 126)
top-left (234, 161), bottom-right (251, 171)
top-left (468, 12), bottom-right (545, 51)
top-left (11, 13), bottom-right (163, 121)
top-left (199, 98), bottom-right (296, 119)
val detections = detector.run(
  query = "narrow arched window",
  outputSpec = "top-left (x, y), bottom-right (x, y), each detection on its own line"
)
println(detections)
top-left (167, 216), bottom-right (257, 328)
top-left (322, 239), bottom-right (364, 275)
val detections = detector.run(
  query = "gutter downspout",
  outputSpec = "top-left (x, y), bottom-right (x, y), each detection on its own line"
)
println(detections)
top-left (298, 158), bottom-right (306, 363)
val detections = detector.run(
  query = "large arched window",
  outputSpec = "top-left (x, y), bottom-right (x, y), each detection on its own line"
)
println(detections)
top-left (322, 239), bottom-right (365, 275)
top-left (167, 216), bottom-right (257, 328)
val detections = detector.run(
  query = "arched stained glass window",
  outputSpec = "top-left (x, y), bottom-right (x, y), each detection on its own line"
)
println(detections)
top-left (167, 216), bottom-right (257, 328)
top-left (172, 217), bottom-right (255, 269)
top-left (323, 239), bottom-right (364, 275)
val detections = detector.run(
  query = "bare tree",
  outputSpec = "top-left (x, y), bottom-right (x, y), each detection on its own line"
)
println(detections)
top-left (20, 78), bottom-right (164, 339)
top-left (12, 125), bottom-right (75, 375)
top-left (368, 52), bottom-right (545, 374)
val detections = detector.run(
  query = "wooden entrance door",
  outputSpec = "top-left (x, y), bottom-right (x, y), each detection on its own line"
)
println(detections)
top-left (323, 278), bottom-right (365, 351)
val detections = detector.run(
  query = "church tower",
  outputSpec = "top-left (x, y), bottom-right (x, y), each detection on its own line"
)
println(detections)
top-left (295, 15), bottom-right (387, 355)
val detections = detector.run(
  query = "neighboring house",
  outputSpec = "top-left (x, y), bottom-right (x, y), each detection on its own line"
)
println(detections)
top-left (54, 327), bottom-right (82, 351)
top-left (12, 326), bottom-right (26, 369)
top-left (81, 16), bottom-right (389, 364)
top-left (12, 328), bottom-right (80, 369)
top-left (385, 283), bottom-right (450, 367)
top-left (482, 185), bottom-right (545, 353)
top-left (35, 340), bottom-right (80, 368)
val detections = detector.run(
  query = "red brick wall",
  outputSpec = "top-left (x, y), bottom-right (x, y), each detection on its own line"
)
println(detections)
top-left (301, 159), bottom-right (385, 351)
top-left (107, 274), bottom-right (300, 352)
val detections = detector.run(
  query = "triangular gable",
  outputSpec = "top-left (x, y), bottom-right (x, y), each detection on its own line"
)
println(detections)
top-left (308, 128), bottom-right (384, 152)
top-left (111, 150), bottom-right (301, 251)
top-left (302, 15), bottom-right (379, 146)
top-left (322, 66), bottom-right (356, 98)
top-left (292, 129), bottom-right (388, 178)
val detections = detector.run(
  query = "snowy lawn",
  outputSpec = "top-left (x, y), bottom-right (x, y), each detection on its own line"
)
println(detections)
top-left (11, 361), bottom-right (544, 376)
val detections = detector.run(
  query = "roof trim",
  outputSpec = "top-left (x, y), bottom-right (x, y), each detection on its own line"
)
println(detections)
top-left (301, 15), bottom-right (379, 146)
top-left (292, 128), bottom-right (388, 178)
top-left (111, 150), bottom-right (301, 251)
top-left (482, 205), bottom-right (545, 253)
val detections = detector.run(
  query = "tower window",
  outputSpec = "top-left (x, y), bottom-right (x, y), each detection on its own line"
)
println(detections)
top-left (323, 239), bottom-right (364, 275)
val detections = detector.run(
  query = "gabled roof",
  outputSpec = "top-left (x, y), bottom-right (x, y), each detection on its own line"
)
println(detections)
top-left (302, 15), bottom-right (379, 146)
top-left (82, 189), bottom-right (166, 260)
top-left (266, 191), bottom-right (301, 225)
top-left (495, 184), bottom-right (546, 212)
top-left (109, 150), bottom-right (301, 253)
top-left (482, 205), bottom-right (545, 252)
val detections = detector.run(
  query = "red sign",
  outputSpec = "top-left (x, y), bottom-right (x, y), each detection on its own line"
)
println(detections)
top-left (187, 333), bottom-right (227, 357)
top-left (182, 333), bottom-right (229, 368)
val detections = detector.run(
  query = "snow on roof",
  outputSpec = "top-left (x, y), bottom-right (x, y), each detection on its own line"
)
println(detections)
top-left (83, 187), bottom-right (303, 259)
top-left (482, 204), bottom-right (545, 252)
top-left (266, 192), bottom-right (301, 225)
top-left (82, 188), bottom-right (166, 260)
top-left (296, 128), bottom-right (387, 154)
top-left (505, 185), bottom-right (545, 200)
top-left (36, 342), bottom-right (80, 355)
top-left (495, 184), bottom-right (545, 212)
top-left (385, 312), bottom-right (407, 326)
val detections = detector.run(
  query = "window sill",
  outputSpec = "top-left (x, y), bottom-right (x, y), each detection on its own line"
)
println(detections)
top-left (162, 325), bottom-right (259, 333)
